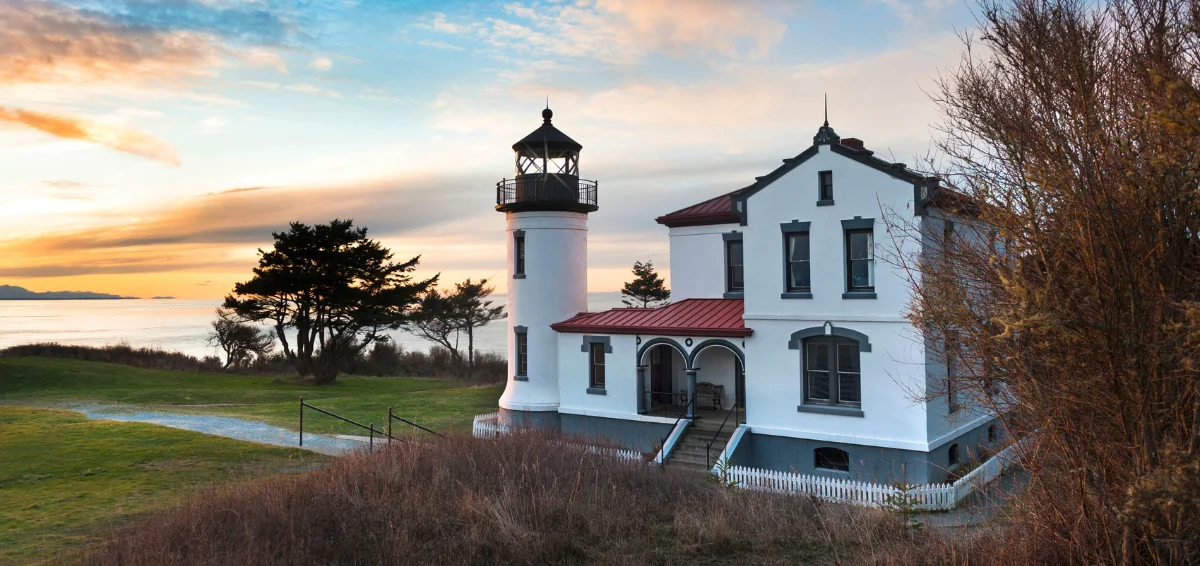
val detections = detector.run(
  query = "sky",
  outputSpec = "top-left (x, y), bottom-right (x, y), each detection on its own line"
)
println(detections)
top-left (0, 0), bottom-right (979, 299)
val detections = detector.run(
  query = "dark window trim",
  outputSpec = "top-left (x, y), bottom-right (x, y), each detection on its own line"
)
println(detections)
top-left (818, 170), bottom-right (834, 204)
top-left (800, 335), bottom-right (862, 410)
top-left (583, 336), bottom-right (610, 392)
top-left (513, 325), bottom-right (528, 381)
top-left (513, 230), bottom-right (526, 279)
top-left (843, 219), bottom-right (875, 294)
top-left (723, 231), bottom-right (744, 294)
top-left (788, 325), bottom-right (873, 353)
top-left (781, 221), bottom-right (811, 297)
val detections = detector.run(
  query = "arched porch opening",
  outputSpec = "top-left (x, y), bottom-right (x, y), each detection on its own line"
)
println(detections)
top-left (690, 340), bottom-right (746, 424)
top-left (637, 339), bottom-right (688, 416)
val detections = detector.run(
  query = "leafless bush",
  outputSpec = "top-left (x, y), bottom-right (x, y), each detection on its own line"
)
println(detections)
top-left (81, 432), bottom-right (961, 565)
top-left (890, 0), bottom-right (1200, 562)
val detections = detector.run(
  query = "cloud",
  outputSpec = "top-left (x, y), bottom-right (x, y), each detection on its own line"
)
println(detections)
top-left (285, 83), bottom-right (342, 97)
top-left (309, 56), bottom-right (333, 70)
top-left (0, 0), bottom-right (225, 85)
top-left (0, 106), bottom-right (180, 165)
top-left (0, 174), bottom-right (492, 279)
top-left (425, 0), bottom-right (795, 65)
top-left (245, 47), bottom-right (289, 72)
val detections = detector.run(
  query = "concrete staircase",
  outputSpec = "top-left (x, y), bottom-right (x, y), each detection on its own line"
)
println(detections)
top-left (662, 418), bottom-right (734, 473)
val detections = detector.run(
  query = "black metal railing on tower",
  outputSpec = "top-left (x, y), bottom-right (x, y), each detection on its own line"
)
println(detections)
top-left (496, 175), bottom-right (597, 211)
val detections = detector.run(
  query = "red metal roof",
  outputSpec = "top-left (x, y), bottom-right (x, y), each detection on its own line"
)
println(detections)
top-left (551, 299), bottom-right (751, 337)
top-left (654, 189), bottom-right (745, 228)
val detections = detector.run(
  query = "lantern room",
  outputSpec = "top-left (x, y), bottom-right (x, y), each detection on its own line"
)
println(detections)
top-left (495, 107), bottom-right (598, 214)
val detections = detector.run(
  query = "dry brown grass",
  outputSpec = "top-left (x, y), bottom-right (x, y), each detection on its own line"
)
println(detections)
top-left (78, 431), bottom-right (1001, 565)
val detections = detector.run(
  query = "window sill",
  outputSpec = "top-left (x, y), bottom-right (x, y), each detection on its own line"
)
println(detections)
top-left (781, 292), bottom-right (813, 299)
top-left (841, 292), bottom-right (876, 300)
top-left (586, 387), bottom-right (607, 395)
top-left (513, 375), bottom-right (529, 382)
top-left (816, 199), bottom-right (835, 207)
top-left (814, 467), bottom-right (851, 476)
top-left (723, 291), bottom-right (744, 299)
top-left (512, 273), bottom-right (526, 279)
top-left (797, 404), bottom-right (864, 418)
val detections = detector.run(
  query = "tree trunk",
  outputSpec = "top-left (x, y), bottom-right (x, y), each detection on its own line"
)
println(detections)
top-left (467, 326), bottom-right (475, 380)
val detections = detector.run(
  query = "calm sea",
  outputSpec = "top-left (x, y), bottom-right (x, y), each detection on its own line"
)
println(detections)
top-left (0, 292), bottom-right (627, 359)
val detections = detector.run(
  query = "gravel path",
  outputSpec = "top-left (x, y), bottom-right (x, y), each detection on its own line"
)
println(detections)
top-left (66, 404), bottom-right (368, 456)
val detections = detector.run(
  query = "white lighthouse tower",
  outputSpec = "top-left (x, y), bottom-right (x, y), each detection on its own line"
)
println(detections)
top-left (495, 107), bottom-right (597, 428)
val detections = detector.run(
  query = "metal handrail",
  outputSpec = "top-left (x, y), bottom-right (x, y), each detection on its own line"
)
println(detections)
top-left (705, 402), bottom-right (741, 469)
top-left (659, 393), bottom-right (693, 458)
top-left (387, 406), bottom-right (443, 442)
top-left (299, 396), bottom-right (399, 452)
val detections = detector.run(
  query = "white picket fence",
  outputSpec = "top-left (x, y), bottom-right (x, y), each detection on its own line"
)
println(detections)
top-left (725, 436), bottom-right (1033, 511)
top-left (471, 412), bottom-right (643, 464)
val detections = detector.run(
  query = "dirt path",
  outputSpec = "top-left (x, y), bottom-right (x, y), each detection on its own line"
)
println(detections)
top-left (66, 404), bottom-right (369, 456)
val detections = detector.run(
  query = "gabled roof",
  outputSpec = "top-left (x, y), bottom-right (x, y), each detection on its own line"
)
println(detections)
top-left (655, 188), bottom-right (748, 228)
top-left (655, 124), bottom-right (944, 228)
top-left (550, 298), bottom-right (751, 337)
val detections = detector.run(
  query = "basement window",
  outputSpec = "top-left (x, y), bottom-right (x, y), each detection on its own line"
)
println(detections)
top-left (814, 447), bottom-right (850, 472)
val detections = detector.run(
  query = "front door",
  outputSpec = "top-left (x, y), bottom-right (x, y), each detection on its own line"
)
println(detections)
top-left (649, 347), bottom-right (672, 406)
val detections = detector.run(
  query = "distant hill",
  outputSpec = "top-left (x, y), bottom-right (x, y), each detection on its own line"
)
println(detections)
top-left (0, 285), bottom-right (136, 300)
top-left (150, 296), bottom-right (176, 300)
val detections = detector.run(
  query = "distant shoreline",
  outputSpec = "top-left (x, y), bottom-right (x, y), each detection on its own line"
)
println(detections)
top-left (0, 297), bottom-right (137, 301)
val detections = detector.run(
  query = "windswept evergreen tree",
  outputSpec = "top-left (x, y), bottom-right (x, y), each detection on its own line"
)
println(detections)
top-left (621, 260), bottom-right (670, 308)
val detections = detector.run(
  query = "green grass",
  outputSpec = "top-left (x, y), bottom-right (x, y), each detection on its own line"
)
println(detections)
top-left (0, 406), bottom-right (327, 564)
top-left (0, 357), bottom-right (504, 435)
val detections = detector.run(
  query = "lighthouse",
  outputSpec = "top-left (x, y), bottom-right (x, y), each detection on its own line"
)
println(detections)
top-left (495, 107), bottom-right (597, 427)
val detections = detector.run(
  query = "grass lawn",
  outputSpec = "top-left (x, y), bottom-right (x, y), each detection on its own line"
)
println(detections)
top-left (0, 357), bottom-right (504, 435)
top-left (0, 406), bottom-right (327, 564)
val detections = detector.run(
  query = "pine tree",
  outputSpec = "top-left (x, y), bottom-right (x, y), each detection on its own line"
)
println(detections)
top-left (621, 260), bottom-right (670, 308)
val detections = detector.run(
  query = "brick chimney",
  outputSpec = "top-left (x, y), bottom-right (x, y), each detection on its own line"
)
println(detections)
top-left (841, 137), bottom-right (865, 150)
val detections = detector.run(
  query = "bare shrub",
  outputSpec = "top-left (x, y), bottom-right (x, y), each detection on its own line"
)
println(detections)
top-left (893, 0), bottom-right (1200, 562)
top-left (0, 343), bottom-right (223, 373)
top-left (83, 432), bottom-right (938, 565)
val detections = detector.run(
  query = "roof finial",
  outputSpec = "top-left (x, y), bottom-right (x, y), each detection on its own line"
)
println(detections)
top-left (546, 94), bottom-right (549, 109)
top-left (823, 93), bottom-right (829, 127)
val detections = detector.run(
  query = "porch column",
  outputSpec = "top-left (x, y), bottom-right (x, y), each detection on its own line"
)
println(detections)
top-left (686, 369), bottom-right (698, 419)
top-left (636, 365), bottom-right (647, 414)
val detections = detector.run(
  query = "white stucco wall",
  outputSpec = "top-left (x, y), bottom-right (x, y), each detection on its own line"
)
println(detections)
top-left (667, 223), bottom-right (738, 300)
top-left (555, 332), bottom-right (678, 424)
top-left (734, 143), bottom-right (934, 450)
top-left (500, 211), bottom-right (588, 413)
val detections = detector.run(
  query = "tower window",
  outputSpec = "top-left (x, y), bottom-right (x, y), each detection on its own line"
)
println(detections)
top-left (589, 342), bottom-right (606, 389)
top-left (818, 171), bottom-right (834, 203)
top-left (725, 240), bottom-right (744, 293)
top-left (814, 447), bottom-right (850, 472)
top-left (515, 330), bottom-right (528, 377)
top-left (845, 229), bottom-right (874, 291)
top-left (785, 232), bottom-right (810, 292)
top-left (514, 233), bottom-right (525, 276)
top-left (803, 337), bottom-right (860, 408)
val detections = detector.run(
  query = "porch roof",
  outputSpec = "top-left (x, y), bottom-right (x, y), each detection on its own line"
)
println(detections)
top-left (550, 298), bottom-right (751, 337)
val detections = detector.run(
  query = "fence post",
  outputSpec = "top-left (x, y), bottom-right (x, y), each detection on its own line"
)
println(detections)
top-left (298, 396), bottom-right (303, 447)
top-left (369, 423), bottom-right (374, 453)
top-left (387, 407), bottom-right (392, 445)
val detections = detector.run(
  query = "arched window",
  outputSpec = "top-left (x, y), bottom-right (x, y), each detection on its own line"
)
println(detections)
top-left (803, 337), bottom-right (861, 408)
top-left (948, 443), bottom-right (961, 467)
top-left (987, 425), bottom-right (997, 444)
top-left (814, 447), bottom-right (850, 472)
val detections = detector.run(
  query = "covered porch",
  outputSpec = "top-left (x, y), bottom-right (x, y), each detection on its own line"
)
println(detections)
top-left (552, 298), bottom-right (751, 425)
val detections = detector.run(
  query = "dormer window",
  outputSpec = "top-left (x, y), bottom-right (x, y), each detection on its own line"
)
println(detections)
top-left (818, 171), bottom-right (834, 205)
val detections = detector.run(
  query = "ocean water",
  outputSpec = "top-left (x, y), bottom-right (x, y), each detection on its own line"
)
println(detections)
top-left (0, 292), bottom-right (626, 359)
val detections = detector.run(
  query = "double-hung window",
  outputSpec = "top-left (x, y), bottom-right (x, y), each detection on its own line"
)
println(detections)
top-left (725, 238), bottom-right (744, 294)
top-left (589, 342), bottom-right (606, 389)
top-left (786, 232), bottom-right (811, 293)
top-left (846, 229), bottom-right (874, 292)
top-left (803, 337), bottom-right (861, 408)
top-left (818, 171), bottom-right (834, 204)
top-left (781, 221), bottom-right (811, 298)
